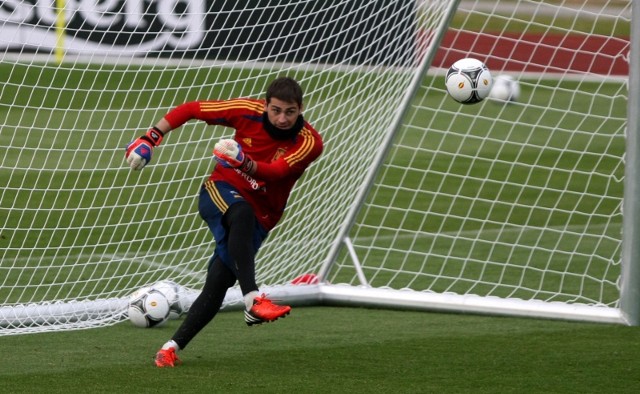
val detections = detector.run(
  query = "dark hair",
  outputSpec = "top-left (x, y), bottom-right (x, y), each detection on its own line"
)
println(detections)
top-left (266, 77), bottom-right (303, 107)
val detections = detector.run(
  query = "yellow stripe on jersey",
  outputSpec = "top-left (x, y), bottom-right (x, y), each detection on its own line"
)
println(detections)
top-left (204, 180), bottom-right (229, 213)
top-left (200, 99), bottom-right (263, 113)
top-left (285, 129), bottom-right (316, 166)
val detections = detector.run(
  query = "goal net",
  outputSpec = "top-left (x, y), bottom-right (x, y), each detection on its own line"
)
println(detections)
top-left (322, 0), bottom-right (632, 323)
top-left (0, 0), bottom-right (635, 335)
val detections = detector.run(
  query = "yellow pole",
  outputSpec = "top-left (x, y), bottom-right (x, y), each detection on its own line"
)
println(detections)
top-left (55, 0), bottom-right (65, 64)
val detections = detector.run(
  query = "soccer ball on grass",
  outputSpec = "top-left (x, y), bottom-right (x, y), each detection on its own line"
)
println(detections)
top-left (445, 58), bottom-right (493, 104)
top-left (127, 286), bottom-right (171, 328)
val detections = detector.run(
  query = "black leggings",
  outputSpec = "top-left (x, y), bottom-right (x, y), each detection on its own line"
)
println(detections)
top-left (171, 202), bottom-right (259, 350)
top-left (223, 201), bottom-right (259, 295)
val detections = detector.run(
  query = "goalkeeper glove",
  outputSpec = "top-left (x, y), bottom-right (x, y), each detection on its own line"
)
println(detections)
top-left (125, 127), bottom-right (164, 170)
top-left (213, 139), bottom-right (254, 173)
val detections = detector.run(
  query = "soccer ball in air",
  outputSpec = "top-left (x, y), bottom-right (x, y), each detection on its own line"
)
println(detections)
top-left (127, 286), bottom-right (171, 328)
top-left (445, 58), bottom-right (493, 104)
top-left (151, 280), bottom-right (187, 320)
top-left (488, 74), bottom-right (521, 103)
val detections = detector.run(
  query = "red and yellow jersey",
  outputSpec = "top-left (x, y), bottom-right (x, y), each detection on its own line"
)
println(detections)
top-left (164, 98), bottom-right (323, 230)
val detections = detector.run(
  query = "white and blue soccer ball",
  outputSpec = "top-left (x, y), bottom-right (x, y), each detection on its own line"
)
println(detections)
top-left (445, 58), bottom-right (493, 104)
top-left (127, 286), bottom-right (171, 328)
top-left (489, 74), bottom-right (521, 103)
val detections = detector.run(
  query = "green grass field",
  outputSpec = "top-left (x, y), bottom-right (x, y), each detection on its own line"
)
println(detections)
top-left (2, 307), bottom-right (639, 393)
top-left (2, 66), bottom-right (635, 392)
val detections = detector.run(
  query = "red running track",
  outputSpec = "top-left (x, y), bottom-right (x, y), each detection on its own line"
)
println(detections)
top-left (429, 31), bottom-right (629, 76)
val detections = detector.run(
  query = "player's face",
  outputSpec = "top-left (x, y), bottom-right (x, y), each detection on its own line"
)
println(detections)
top-left (265, 98), bottom-right (302, 129)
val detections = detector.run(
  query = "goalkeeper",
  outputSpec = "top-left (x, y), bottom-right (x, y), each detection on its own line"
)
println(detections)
top-left (125, 77), bottom-right (323, 368)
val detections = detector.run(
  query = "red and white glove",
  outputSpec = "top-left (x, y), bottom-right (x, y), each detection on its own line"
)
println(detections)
top-left (125, 127), bottom-right (164, 170)
top-left (213, 139), bottom-right (254, 173)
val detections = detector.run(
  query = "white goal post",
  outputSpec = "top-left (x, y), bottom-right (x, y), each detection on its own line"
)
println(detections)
top-left (0, 0), bottom-right (638, 335)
